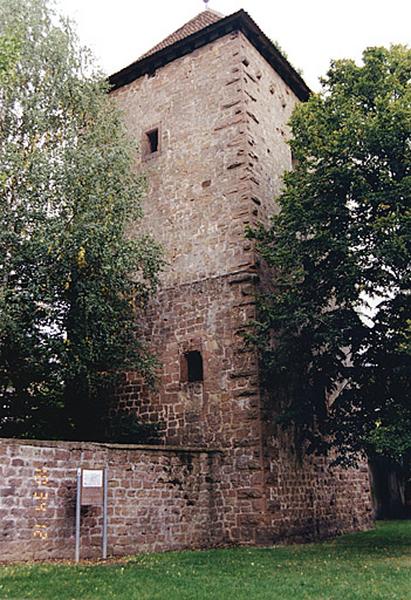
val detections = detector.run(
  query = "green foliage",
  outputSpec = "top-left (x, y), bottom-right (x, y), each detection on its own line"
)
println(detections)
top-left (249, 46), bottom-right (411, 467)
top-left (0, 30), bottom-right (20, 83)
top-left (367, 412), bottom-right (411, 464)
top-left (0, 0), bottom-right (163, 441)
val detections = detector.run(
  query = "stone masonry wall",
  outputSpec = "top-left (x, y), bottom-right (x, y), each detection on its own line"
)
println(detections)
top-left (118, 272), bottom-right (268, 545)
top-left (0, 439), bottom-right (223, 562)
top-left (111, 31), bottom-right (255, 287)
top-left (237, 31), bottom-right (299, 232)
top-left (111, 28), bottom-right (373, 545)
top-left (263, 429), bottom-right (374, 542)
top-left (112, 31), bottom-right (269, 545)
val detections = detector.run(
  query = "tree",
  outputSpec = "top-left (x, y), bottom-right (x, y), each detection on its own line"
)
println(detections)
top-left (0, 0), bottom-right (163, 441)
top-left (0, 29), bottom-right (19, 82)
top-left (249, 46), bottom-right (411, 472)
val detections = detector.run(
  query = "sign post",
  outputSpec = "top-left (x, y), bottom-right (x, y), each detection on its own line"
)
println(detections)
top-left (75, 468), bottom-right (81, 563)
top-left (75, 467), bottom-right (108, 563)
top-left (102, 468), bottom-right (108, 559)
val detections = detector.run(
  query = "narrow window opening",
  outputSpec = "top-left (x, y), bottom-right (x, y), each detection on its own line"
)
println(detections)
top-left (185, 351), bottom-right (203, 383)
top-left (146, 128), bottom-right (159, 154)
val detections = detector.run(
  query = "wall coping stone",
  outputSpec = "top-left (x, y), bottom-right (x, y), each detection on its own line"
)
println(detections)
top-left (0, 438), bottom-right (224, 454)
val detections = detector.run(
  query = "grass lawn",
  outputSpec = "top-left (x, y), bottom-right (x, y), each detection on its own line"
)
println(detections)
top-left (0, 521), bottom-right (410, 600)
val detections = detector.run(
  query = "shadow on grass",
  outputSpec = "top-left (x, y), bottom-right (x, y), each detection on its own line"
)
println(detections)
top-left (332, 520), bottom-right (411, 552)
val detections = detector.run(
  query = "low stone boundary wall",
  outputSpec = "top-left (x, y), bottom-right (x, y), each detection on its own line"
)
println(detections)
top-left (0, 439), bottom-right (223, 562)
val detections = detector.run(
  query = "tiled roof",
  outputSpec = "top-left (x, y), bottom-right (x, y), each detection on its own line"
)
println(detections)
top-left (140, 9), bottom-right (224, 59)
top-left (109, 10), bottom-right (311, 101)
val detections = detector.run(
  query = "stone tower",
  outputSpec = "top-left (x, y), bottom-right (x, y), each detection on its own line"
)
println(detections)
top-left (109, 9), bottom-right (373, 545)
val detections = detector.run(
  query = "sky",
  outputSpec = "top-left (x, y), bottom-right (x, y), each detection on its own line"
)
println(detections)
top-left (55, 0), bottom-right (410, 90)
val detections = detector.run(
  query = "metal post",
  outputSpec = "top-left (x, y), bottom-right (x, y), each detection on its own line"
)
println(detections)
top-left (75, 468), bottom-right (81, 563)
top-left (102, 467), bottom-right (108, 559)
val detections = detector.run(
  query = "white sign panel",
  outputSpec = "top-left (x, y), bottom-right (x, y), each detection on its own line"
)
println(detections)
top-left (82, 469), bottom-right (103, 488)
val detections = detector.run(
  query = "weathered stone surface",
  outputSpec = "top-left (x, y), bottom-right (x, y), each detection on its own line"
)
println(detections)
top-left (0, 439), bottom-right (223, 562)
top-left (112, 28), bottom-right (373, 548)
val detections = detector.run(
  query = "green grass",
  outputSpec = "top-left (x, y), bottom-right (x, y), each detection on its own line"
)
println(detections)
top-left (0, 521), bottom-right (410, 600)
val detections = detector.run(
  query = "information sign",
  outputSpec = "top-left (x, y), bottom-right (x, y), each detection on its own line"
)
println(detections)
top-left (81, 469), bottom-right (103, 505)
top-left (75, 467), bottom-right (108, 562)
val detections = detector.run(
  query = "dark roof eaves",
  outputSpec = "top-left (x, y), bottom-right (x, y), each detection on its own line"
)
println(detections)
top-left (108, 10), bottom-right (311, 101)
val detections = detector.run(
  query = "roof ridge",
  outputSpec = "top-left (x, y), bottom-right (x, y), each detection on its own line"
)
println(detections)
top-left (204, 8), bottom-right (224, 17)
top-left (140, 9), bottom-right (224, 60)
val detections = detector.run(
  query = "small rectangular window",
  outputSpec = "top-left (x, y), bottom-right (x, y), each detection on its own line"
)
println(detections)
top-left (146, 128), bottom-right (159, 154)
top-left (181, 351), bottom-right (203, 383)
